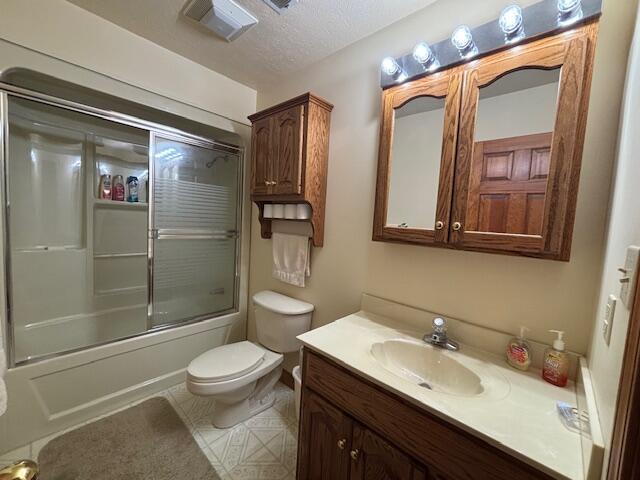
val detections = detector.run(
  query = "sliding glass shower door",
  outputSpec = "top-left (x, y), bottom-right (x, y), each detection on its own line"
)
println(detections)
top-left (149, 135), bottom-right (239, 328)
top-left (3, 90), bottom-right (242, 366)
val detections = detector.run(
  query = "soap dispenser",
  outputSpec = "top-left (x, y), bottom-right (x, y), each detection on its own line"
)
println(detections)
top-left (542, 330), bottom-right (569, 387)
top-left (506, 326), bottom-right (531, 371)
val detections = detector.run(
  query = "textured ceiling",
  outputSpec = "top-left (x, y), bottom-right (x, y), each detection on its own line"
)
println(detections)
top-left (66, 0), bottom-right (438, 89)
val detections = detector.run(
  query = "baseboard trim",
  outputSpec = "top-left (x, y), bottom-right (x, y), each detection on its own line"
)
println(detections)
top-left (279, 369), bottom-right (294, 390)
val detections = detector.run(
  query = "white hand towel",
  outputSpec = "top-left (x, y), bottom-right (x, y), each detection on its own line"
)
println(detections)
top-left (0, 325), bottom-right (7, 417)
top-left (272, 232), bottom-right (311, 287)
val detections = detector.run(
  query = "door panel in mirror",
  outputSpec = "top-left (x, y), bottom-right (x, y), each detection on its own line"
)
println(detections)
top-left (466, 68), bottom-right (559, 236)
top-left (373, 71), bottom-right (462, 245)
top-left (387, 96), bottom-right (446, 230)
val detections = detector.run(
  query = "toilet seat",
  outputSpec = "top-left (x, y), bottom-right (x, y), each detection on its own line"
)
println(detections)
top-left (188, 341), bottom-right (266, 383)
top-left (186, 342), bottom-right (283, 397)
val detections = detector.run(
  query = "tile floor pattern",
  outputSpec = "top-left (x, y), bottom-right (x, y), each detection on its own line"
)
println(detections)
top-left (0, 381), bottom-right (298, 480)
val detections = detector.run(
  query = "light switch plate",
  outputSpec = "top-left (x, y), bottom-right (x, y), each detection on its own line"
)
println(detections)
top-left (603, 294), bottom-right (616, 345)
top-left (620, 246), bottom-right (640, 308)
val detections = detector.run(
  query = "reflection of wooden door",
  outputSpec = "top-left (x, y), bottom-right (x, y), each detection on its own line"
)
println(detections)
top-left (273, 105), bottom-right (304, 195)
top-left (297, 390), bottom-right (353, 480)
top-left (349, 424), bottom-right (429, 480)
top-left (466, 132), bottom-right (552, 235)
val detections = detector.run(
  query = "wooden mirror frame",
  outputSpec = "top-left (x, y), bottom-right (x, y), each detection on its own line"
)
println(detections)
top-left (373, 70), bottom-right (463, 245)
top-left (372, 22), bottom-right (599, 260)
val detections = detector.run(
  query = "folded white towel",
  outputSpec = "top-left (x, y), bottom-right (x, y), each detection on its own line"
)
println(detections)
top-left (272, 232), bottom-right (311, 287)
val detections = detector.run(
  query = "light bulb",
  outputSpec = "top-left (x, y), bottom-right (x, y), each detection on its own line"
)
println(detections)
top-left (381, 57), bottom-right (400, 76)
top-left (412, 42), bottom-right (433, 65)
top-left (557, 0), bottom-right (581, 13)
top-left (499, 5), bottom-right (523, 35)
top-left (451, 25), bottom-right (473, 51)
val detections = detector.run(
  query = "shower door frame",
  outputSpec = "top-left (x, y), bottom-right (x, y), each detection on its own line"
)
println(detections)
top-left (0, 84), bottom-right (244, 368)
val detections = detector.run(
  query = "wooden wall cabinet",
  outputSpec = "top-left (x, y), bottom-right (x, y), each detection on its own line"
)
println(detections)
top-left (373, 23), bottom-right (598, 260)
top-left (297, 349), bottom-right (553, 480)
top-left (248, 93), bottom-right (333, 247)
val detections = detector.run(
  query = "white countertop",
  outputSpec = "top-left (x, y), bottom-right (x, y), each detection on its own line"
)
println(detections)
top-left (298, 310), bottom-right (583, 480)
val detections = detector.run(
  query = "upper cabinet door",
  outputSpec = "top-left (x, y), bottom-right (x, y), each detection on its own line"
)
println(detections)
top-left (450, 26), bottom-right (595, 259)
top-left (373, 70), bottom-right (463, 245)
top-left (251, 116), bottom-right (273, 195)
top-left (273, 104), bottom-right (304, 195)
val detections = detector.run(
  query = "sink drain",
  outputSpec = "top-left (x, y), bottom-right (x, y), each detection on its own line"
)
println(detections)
top-left (418, 382), bottom-right (433, 390)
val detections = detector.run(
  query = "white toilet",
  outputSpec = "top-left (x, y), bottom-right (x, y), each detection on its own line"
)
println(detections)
top-left (186, 290), bottom-right (313, 428)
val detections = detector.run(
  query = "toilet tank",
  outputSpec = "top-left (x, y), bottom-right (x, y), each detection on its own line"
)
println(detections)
top-left (252, 291), bottom-right (314, 353)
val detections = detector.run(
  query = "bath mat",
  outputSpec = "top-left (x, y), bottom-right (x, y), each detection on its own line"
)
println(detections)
top-left (37, 397), bottom-right (220, 480)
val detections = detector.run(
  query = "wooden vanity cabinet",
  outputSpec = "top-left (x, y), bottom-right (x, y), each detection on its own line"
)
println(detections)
top-left (297, 349), bottom-right (554, 480)
top-left (248, 93), bottom-right (333, 247)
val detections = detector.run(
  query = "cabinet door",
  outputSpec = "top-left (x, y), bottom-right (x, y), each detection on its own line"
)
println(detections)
top-left (373, 70), bottom-right (462, 246)
top-left (272, 105), bottom-right (304, 195)
top-left (251, 116), bottom-right (272, 195)
top-left (349, 424), bottom-right (429, 480)
top-left (450, 27), bottom-right (594, 259)
top-left (297, 390), bottom-right (352, 480)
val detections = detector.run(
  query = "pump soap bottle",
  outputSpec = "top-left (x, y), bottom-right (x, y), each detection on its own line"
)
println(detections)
top-left (542, 330), bottom-right (569, 387)
top-left (506, 326), bottom-right (532, 371)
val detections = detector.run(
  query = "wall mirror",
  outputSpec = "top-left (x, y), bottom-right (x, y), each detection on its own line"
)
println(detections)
top-left (374, 23), bottom-right (598, 260)
top-left (465, 68), bottom-right (560, 236)
top-left (374, 71), bottom-right (461, 245)
top-left (387, 95), bottom-right (446, 230)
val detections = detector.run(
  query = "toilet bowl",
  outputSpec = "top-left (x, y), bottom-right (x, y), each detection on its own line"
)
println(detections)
top-left (186, 291), bottom-right (313, 428)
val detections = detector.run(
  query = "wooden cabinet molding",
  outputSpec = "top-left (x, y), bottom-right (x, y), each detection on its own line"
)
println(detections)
top-left (297, 349), bottom-right (554, 480)
top-left (248, 92), bottom-right (333, 247)
top-left (372, 22), bottom-right (599, 260)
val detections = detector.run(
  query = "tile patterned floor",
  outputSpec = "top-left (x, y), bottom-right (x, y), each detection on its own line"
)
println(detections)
top-left (0, 381), bottom-right (298, 480)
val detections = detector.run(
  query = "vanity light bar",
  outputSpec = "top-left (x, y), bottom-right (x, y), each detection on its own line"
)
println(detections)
top-left (380, 0), bottom-right (600, 88)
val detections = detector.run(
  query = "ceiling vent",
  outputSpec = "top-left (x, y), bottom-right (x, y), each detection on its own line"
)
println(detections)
top-left (262, 0), bottom-right (298, 15)
top-left (183, 0), bottom-right (258, 42)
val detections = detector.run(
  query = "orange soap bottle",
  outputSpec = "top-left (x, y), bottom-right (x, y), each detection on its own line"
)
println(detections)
top-left (542, 330), bottom-right (569, 387)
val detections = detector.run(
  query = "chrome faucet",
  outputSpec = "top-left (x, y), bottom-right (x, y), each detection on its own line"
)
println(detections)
top-left (423, 317), bottom-right (459, 351)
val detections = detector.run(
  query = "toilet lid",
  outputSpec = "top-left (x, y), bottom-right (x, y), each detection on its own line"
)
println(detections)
top-left (187, 341), bottom-right (266, 383)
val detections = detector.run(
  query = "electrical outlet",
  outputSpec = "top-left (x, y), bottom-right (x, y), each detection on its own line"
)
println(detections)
top-left (620, 246), bottom-right (640, 308)
top-left (603, 294), bottom-right (616, 345)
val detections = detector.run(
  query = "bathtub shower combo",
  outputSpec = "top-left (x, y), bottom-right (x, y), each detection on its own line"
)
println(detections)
top-left (0, 77), bottom-right (243, 367)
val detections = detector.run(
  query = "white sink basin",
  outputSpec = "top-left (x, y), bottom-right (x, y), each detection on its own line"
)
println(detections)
top-left (371, 338), bottom-right (485, 396)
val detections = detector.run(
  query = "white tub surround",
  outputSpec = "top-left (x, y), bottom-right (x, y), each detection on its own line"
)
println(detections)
top-left (298, 295), bottom-right (603, 480)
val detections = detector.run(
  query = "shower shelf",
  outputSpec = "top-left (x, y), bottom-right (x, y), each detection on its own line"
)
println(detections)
top-left (93, 252), bottom-right (147, 259)
top-left (93, 199), bottom-right (148, 209)
top-left (94, 285), bottom-right (147, 296)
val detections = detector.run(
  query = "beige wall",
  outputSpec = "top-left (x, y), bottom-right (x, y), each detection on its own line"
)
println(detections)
top-left (588, 2), bottom-right (640, 475)
top-left (0, 0), bottom-right (257, 125)
top-left (248, 0), bottom-right (638, 372)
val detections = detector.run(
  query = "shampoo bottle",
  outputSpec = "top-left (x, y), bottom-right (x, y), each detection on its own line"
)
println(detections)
top-left (506, 326), bottom-right (531, 371)
top-left (542, 330), bottom-right (569, 387)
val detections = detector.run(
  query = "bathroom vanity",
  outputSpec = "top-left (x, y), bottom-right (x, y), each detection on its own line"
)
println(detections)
top-left (296, 297), bottom-right (601, 480)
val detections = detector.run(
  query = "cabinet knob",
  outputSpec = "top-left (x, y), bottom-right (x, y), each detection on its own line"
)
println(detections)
top-left (452, 222), bottom-right (462, 231)
top-left (337, 438), bottom-right (347, 450)
top-left (435, 221), bottom-right (444, 230)
top-left (349, 449), bottom-right (360, 461)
